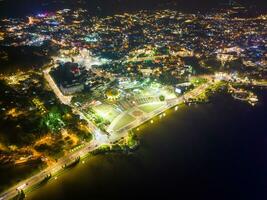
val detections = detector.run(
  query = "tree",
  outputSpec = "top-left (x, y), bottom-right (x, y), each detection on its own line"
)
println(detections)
top-left (40, 107), bottom-right (65, 134)
top-left (159, 71), bottom-right (178, 85)
top-left (159, 95), bottom-right (165, 101)
top-left (71, 91), bottom-right (94, 104)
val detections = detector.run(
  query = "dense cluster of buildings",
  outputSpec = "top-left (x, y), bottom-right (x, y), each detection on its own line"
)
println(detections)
top-left (50, 60), bottom-right (108, 95)
top-left (51, 62), bottom-right (85, 95)
top-left (0, 6), bottom-right (266, 90)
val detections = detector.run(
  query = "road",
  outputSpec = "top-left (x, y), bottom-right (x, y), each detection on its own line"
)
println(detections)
top-left (253, 80), bottom-right (267, 87)
top-left (43, 67), bottom-right (72, 105)
top-left (125, 55), bottom-right (169, 63)
top-left (0, 69), bottom-right (213, 200)
top-left (114, 82), bottom-right (212, 136)
top-left (0, 138), bottom-right (104, 200)
top-left (0, 65), bottom-right (109, 200)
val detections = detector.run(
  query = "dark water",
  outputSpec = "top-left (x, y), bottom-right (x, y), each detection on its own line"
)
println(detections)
top-left (0, 1), bottom-right (266, 199)
top-left (27, 90), bottom-right (267, 200)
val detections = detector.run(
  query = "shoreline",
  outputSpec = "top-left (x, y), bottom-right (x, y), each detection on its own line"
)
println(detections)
top-left (2, 74), bottom-right (265, 199)
top-left (0, 75), bottom-right (212, 200)
top-left (3, 66), bottom-right (265, 199)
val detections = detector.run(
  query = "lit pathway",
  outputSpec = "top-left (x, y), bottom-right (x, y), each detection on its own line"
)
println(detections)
top-left (113, 82), bottom-right (212, 137)
top-left (43, 66), bottom-right (72, 105)
top-left (0, 72), bottom-right (213, 200)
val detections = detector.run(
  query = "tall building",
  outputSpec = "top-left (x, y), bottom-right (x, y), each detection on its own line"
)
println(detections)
top-left (51, 62), bottom-right (85, 95)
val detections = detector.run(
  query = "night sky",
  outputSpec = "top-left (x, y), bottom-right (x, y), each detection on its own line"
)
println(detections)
top-left (0, 0), bottom-right (266, 18)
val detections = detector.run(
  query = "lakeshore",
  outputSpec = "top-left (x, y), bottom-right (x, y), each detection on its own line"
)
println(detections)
top-left (0, 67), bottom-right (213, 199)
top-left (27, 89), bottom-right (267, 200)
top-left (1, 65), bottom-right (266, 199)
top-left (0, 3), bottom-right (266, 200)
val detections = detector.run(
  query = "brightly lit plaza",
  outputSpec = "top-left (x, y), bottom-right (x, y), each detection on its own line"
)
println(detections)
top-left (81, 78), bottom-right (177, 134)
top-left (52, 48), bottom-right (109, 69)
top-left (48, 49), bottom-right (178, 135)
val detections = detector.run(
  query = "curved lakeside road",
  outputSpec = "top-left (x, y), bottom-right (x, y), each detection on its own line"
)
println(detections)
top-left (0, 139), bottom-right (102, 200)
top-left (0, 68), bottom-right (214, 200)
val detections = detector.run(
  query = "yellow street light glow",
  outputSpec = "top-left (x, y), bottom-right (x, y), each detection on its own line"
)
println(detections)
top-left (163, 113), bottom-right (166, 117)
top-left (150, 120), bottom-right (154, 124)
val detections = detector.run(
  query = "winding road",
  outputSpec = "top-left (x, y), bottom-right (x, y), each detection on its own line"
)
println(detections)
top-left (0, 70), bottom-right (213, 200)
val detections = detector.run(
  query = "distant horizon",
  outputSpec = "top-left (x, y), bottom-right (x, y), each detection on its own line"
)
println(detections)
top-left (0, 1), bottom-right (266, 199)
top-left (0, 0), bottom-right (266, 18)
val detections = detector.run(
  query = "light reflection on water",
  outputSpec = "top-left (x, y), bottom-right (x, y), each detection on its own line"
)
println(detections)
top-left (22, 90), bottom-right (267, 199)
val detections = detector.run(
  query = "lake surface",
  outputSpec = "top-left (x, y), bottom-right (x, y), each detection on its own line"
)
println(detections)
top-left (27, 90), bottom-right (267, 200)
top-left (0, 2), bottom-right (266, 198)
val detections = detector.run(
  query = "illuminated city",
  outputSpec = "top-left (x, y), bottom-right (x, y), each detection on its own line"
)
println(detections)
top-left (0, 0), bottom-right (266, 199)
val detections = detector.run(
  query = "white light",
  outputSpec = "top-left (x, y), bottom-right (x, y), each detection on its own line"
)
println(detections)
top-left (17, 183), bottom-right (26, 190)
top-left (175, 88), bottom-right (182, 94)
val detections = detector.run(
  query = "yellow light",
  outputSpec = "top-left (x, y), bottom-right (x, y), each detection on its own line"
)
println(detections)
top-left (150, 120), bottom-right (154, 124)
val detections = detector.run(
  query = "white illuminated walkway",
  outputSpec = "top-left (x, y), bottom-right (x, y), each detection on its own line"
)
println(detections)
top-left (0, 72), bottom-right (214, 200)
